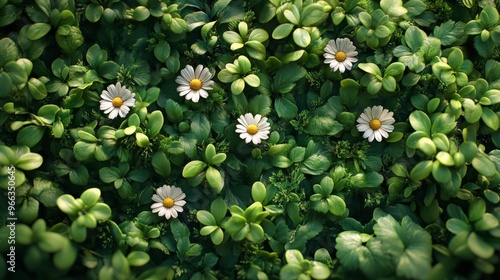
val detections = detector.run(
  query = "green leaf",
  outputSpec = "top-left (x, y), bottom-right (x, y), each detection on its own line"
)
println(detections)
top-left (85, 3), bottom-right (104, 23)
top-left (432, 113), bottom-right (456, 135)
top-left (275, 96), bottom-right (298, 119)
top-left (206, 166), bottom-right (224, 194)
top-left (182, 160), bottom-right (207, 178)
top-left (410, 160), bottom-right (433, 181)
top-left (99, 166), bottom-right (122, 183)
top-left (475, 213), bottom-right (499, 231)
top-left (151, 152), bottom-right (171, 178)
top-left (80, 188), bottom-right (100, 207)
top-left (231, 78), bottom-right (245, 95)
top-left (467, 232), bottom-right (494, 259)
top-left (382, 76), bottom-right (397, 92)
top-left (249, 94), bottom-right (272, 116)
top-left (405, 26), bottom-right (425, 51)
top-left (18, 196), bottom-right (39, 223)
top-left (0, 4), bottom-right (21, 28)
top-left (409, 111), bottom-right (431, 134)
top-left (251, 181), bottom-right (266, 203)
top-left (463, 98), bottom-right (483, 124)
top-left (468, 198), bottom-right (486, 222)
top-left (57, 194), bottom-right (80, 215)
top-left (472, 152), bottom-right (497, 177)
top-left (27, 78), bottom-right (48, 100)
top-left (247, 223), bottom-right (265, 242)
top-left (328, 195), bottom-right (346, 215)
top-left (53, 243), bottom-right (78, 270)
top-left (446, 218), bottom-right (471, 234)
top-left (15, 152), bottom-right (43, 170)
top-left (27, 23), bottom-right (51, 40)
top-left (147, 110), bottom-right (164, 138)
top-left (245, 41), bottom-right (266, 60)
top-left (69, 165), bottom-right (89, 186)
top-left (78, 130), bottom-right (98, 143)
top-left (285, 249), bottom-right (304, 264)
top-left (271, 23), bottom-right (294, 40)
top-left (358, 63), bottom-right (382, 77)
top-left (285, 221), bottom-right (323, 251)
top-left (154, 41), bottom-right (171, 63)
top-left (133, 6), bottom-right (150, 21)
top-left (432, 161), bottom-right (451, 183)
top-left (197, 210), bottom-right (217, 226)
top-left (0, 72), bottom-right (12, 98)
top-left (88, 203), bottom-right (112, 220)
top-left (211, 198), bottom-right (227, 223)
top-left (433, 21), bottom-right (466, 46)
top-left (242, 74), bottom-right (260, 88)
top-left (190, 112), bottom-right (211, 142)
top-left (292, 28), bottom-right (311, 48)
top-left (86, 44), bottom-right (107, 69)
top-left (127, 251), bottom-right (150, 267)
top-left (0, 38), bottom-right (18, 67)
top-left (417, 137), bottom-right (436, 157)
top-left (481, 107), bottom-right (499, 130)
top-left (17, 126), bottom-right (45, 147)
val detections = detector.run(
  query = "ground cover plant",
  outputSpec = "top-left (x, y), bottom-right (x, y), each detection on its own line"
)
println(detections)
top-left (1, 0), bottom-right (500, 279)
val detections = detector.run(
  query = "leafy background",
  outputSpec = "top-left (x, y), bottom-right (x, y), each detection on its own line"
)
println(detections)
top-left (1, 0), bottom-right (500, 279)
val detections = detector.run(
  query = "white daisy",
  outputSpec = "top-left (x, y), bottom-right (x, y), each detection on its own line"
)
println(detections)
top-left (323, 38), bottom-right (358, 73)
top-left (99, 82), bottom-right (136, 119)
top-left (235, 113), bottom-right (271, 145)
top-left (175, 64), bottom-right (214, 103)
top-left (151, 185), bottom-right (186, 220)
top-left (356, 105), bottom-right (395, 142)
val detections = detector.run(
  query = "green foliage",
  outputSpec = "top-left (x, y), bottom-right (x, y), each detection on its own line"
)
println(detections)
top-left (336, 213), bottom-right (432, 279)
top-left (1, 0), bottom-right (500, 278)
top-left (56, 188), bottom-right (112, 243)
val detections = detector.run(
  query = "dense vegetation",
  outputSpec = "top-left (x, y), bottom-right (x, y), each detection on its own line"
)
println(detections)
top-left (1, 0), bottom-right (500, 279)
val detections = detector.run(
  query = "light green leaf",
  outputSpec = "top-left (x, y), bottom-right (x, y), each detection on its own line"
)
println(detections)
top-left (409, 110), bottom-right (431, 134)
top-left (182, 160), bottom-right (207, 178)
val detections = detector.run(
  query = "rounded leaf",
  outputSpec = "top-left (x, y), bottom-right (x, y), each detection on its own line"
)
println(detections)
top-left (251, 181), bottom-right (267, 203)
top-left (468, 198), bottom-right (486, 222)
top-left (206, 166), bottom-right (224, 194)
top-left (410, 160), bottom-right (433, 181)
top-left (409, 110), bottom-right (431, 134)
top-left (27, 23), bottom-right (51, 40)
top-left (89, 203), bottom-right (112, 220)
top-left (431, 161), bottom-right (451, 183)
top-left (436, 151), bottom-right (455, 166)
top-left (197, 210), bottom-right (217, 226)
top-left (38, 232), bottom-right (66, 253)
top-left (127, 251), bottom-right (150, 267)
top-left (467, 232), bottom-right (494, 259)
top-left (446, 218), bottom-right (471, 234)
top-left (80, 188), bottom-right (100, 207)
top-left (417, 137), bottom-right (436, 157)
top-left (182, 160), bottom-right (207, 178)
top-left (57, 194), bottom-right (80, 215)
top-left (292, 28), bottom-right (311, 48)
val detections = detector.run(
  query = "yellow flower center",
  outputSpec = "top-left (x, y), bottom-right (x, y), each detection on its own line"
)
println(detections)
top-left (335, 51), bottom-right (347, 62)
top-left (369, 119), bottom-right (382, 130)
top-left (112, 97), bottom-right (124, 108)
top-left (190, 79), bottom-right (202, 90)
top-left (246, 124), bottom-right (259, 135)
top-left (163, 197), bottom-right (174, 208)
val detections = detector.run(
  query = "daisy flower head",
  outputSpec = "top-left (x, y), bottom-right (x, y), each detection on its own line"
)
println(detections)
top-left (151, 185), bottom-right (186, 220)
top-left (99, 82), bottom-right (136, 119)
top-left (323, 38), bottom-right (358, 73)
top-left (175, 64), bottom-right (214, 103)
top-left (235, 113), bottom-right (271, 145)
top-left (356, 105), bottom-right (395, 142)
